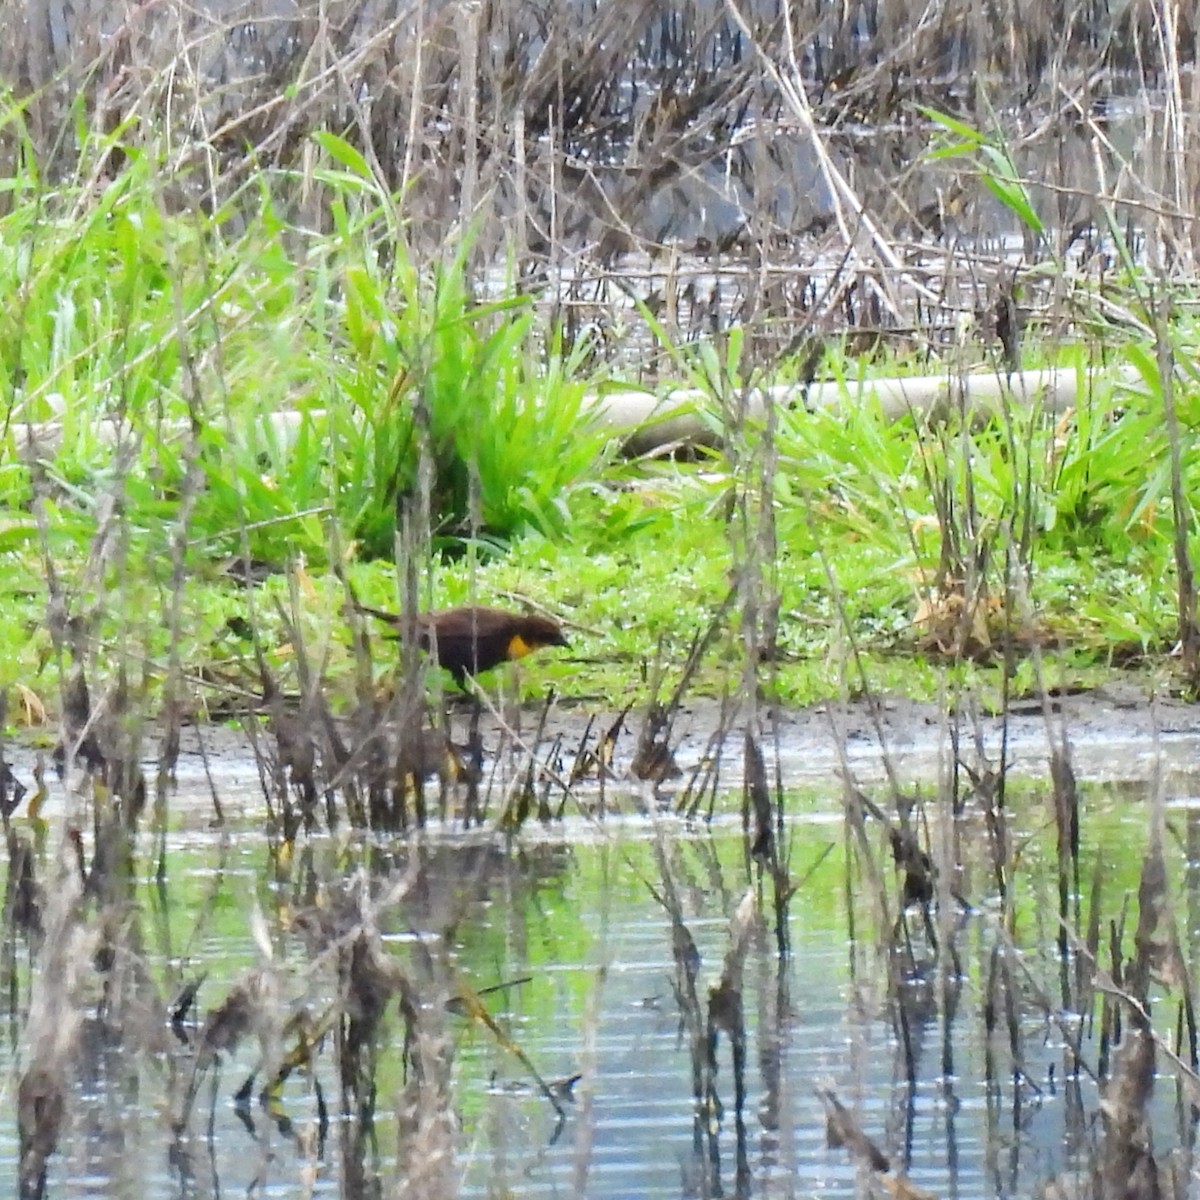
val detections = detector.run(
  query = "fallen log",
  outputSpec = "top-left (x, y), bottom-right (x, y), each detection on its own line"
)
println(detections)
top-left (9, 363), bottom-right (1149, 461)
top-left (603, 362), bottom-right (1148, 455)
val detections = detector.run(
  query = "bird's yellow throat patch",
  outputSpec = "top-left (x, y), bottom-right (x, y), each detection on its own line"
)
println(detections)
top-left (506, 634), bottom-right (536, 660)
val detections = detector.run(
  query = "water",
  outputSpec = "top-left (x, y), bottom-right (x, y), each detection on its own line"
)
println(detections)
top-left (0, 758), bottom-right (1197, 1197)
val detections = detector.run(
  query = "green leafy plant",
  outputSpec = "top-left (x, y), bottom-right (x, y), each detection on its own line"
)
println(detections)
top-left (313, 137), bottom-right (610, 559)
top-left (923, 106), bottom-right (1044, 237)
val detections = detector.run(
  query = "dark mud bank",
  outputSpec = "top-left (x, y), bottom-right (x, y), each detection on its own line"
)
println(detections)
top-left (622, 683), bottom-right (1200, 787)
top-left (8, 684), bottom-right (1199, 824)
top-left (14, 683), bottom-right (1198, 810)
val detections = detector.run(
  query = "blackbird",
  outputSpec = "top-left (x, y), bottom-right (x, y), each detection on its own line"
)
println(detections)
top-left (358, 604), bottom-right (568, 690)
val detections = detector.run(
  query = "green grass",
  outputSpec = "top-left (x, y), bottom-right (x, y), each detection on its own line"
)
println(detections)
top-left (4, 367), bottom-right (1193, 723)
top-left (1, 105), bottom-right (1199, 729)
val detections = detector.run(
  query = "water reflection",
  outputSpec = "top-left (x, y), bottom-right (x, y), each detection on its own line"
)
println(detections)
top-left (1, 775), bottom-right (1199, 1197)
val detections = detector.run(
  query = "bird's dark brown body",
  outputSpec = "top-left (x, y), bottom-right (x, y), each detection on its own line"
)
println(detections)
top-left (358, 604), bottom-right (568, 688)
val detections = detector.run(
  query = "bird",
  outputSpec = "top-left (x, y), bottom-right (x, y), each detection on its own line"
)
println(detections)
top-left (356, 603), bottom-right (569, 690)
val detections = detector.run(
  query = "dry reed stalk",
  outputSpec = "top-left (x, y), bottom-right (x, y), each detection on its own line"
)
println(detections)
top-left (17, 841), bottom-right (93, 1196)
top-left (1, 0), bottom-right (1189, 298)
top-left (1153, 303), bottom-right (1199, 683)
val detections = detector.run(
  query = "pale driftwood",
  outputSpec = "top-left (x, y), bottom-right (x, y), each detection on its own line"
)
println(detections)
top-left (10, 364), bottom-right (1149, 461)
top-left (602, 363), bottom-right (1147, 454)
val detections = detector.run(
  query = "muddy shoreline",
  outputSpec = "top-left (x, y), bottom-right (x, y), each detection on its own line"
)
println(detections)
top-left (7, 682), bottom-right (1200, 816)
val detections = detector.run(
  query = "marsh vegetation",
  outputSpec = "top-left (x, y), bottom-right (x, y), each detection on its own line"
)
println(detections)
top-left (2, 0), bottom-right (1200, 1196)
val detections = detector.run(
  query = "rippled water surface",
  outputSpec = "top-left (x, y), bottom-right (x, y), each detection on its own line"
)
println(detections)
top-left (2, 755), bottom-right (1199, 1198)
